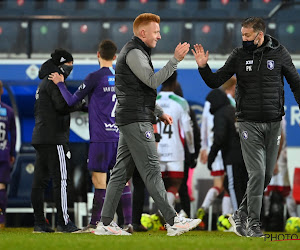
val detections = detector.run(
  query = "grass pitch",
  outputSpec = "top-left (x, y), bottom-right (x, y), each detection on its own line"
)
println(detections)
top-left (0, 228), bottom-right (299, 250)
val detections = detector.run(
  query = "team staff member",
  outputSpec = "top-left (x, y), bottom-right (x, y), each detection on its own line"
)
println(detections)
top-left (0, 81), bottom-right (16, 229)
top-left (31, 49), bottom-right (84, 233)
top-left (50, 40), bottom-right (133, 233)
top-left (206, 89), bottom-right (247, 214)
top-left (94, 13), bottom-right (201, 236)
top-left (192, 17), bottom-right (300, 237)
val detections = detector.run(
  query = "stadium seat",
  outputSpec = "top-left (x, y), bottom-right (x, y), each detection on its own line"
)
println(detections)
top-left (46, 0), bottom-right (77, 16)
top-left (7, 154), bottom-right (36, 208)
top-left (158, 0), bottom-right (199, 18)
top-left (85, 0), bottom-right (119, 17)
top-left (32, 21), bottom-right (69, 54)
top-left (209, 0), bottom-right (238, 18)
top-left (153, 21), bottom-right (184, 54)
top-left (122, 0), bottom-right (159, 18)
top-left (251, 0), bottom-right (282, 18)
top-left (4, 0), bottom-right (35, 16)
top-left (69, 21), bottom-right (103, 53)
top-left (252, 0), bottom-right (281, 17)
top-left (190, 22), bottom-right (225, 54)
top-left (210, 0), bottom-right (274, 19)
top-left (276, 3), bottom-right (300, 22)
top-left (108, 21), bottom-right (134, 51)
top-left (0, 21), bottom-right (27, 54)
top-left (277, 22), bottom-right (300, 53)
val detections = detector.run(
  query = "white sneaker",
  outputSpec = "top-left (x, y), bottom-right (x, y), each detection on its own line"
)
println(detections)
top-left (92, 221), bottom-right (132, 236)
top-left (166, 215), bottom-right (201, 236)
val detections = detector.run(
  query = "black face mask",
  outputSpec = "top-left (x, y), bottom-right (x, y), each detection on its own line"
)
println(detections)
top-left (58, 64), bottom-right (73, 79)
top-left (242, 33), bottom-right (259, 52)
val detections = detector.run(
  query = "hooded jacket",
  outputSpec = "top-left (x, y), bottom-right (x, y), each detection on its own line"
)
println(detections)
top-left (32, 59), bottom-right (83, 145)
top-left (199, 35), bottom-right (300, 122)
top-left (207, 89), bottom-right (244, 168)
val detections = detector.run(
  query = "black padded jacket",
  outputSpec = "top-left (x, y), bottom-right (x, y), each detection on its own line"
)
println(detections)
top-left (206, 89), bottom-right (244, 168)
top-left (32, 59), bottom-right (84, 145)
top-left (198, 35), bottom-right (300, 122)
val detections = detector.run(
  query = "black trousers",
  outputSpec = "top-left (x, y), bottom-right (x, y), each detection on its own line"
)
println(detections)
top-left (132, 167), bottom-right (145, 225)
top-left (224, 162), bottom-right (248, 212)
top-left (178, 163), bottom-right (191, 217)
top-left (31, 144), bottom-right (71, 226)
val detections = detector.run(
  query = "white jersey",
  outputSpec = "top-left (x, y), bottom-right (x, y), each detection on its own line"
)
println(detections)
top-left (156, 91), bottom-right (194, 162)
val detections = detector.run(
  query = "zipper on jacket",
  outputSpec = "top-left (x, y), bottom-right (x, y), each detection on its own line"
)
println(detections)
top-left (258, 52), bottom-right (263, 120)
top-left (257, 51), bottom-right (263, 71)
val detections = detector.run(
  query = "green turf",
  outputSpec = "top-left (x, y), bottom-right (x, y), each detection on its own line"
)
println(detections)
top-left (0, 228), bottom-right (299, 250)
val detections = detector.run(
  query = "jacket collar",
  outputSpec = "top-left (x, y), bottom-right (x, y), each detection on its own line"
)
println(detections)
top-left (132, 36), bottom-right (152, 56)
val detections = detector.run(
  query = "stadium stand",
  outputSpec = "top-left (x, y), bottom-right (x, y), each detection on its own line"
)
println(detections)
top-left (69, 21), bottom-right (103, 53)
top-left (0, 21), bottom-right (27, 54)
top-left (157, 0), bottom-right (199, 18)
top-left (32, 21), bottom-right (65, 53)
top-left (0, 0), bottom-right (299, 56)
top-left (123, 0), bottom-right (159, 18)
top-left (46, 0), bottom-right (77, 16)
top-left (153, 21), bottom-right (185, 54)
top-left (4, 0), bottom-right (35, 16)
top-left (109, 21), bottom-right (134, 51)
top-left (85, 0), bottom-right (120, 18)
top-left (190, 21), bottom-right (225, 54)
top-left (278, 21), bottom-right (300, 53)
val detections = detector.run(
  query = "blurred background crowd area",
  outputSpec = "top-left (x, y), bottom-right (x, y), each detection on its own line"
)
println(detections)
top-left (0, 0), bottom-right (300, 58)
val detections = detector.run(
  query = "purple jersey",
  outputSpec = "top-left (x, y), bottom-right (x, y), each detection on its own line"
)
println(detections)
top-left (58, 67), bottom-right (119, 142)
top-left (0, 102), bottom-right (16, 163)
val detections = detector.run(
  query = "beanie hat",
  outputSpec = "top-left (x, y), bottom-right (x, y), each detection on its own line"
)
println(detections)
top-left (51, 48), bottom-right (73, 66)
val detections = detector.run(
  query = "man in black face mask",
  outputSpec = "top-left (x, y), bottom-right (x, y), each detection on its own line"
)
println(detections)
top-left (192, 17), bottom-right (300, 238)
top-left (31, 49), bottom-right (85, 233)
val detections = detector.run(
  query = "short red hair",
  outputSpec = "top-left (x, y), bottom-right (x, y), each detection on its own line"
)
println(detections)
top-left (133, 13), bottom-right (160, 36)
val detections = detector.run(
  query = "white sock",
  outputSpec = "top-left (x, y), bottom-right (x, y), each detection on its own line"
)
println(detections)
top-left (167, 192), bottom-right (176, 207)
top-left (286, 192), bottom-right (298, 217)
top-left (222, 195), bottom-right (233, 215)
top-left (201, 187), bottom-right (219, 210)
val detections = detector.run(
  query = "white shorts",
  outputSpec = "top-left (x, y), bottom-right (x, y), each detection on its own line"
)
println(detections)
top-left (266, 162), bottom-right (291, 196)
top-left (160, 161), bottom-right (184, 179)
top-left (210, 151), bottom-right (225, 176)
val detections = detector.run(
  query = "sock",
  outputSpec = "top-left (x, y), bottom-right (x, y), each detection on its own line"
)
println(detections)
top-left (201, 187), bottom-right (220, 211)
top-left (222, 195), bottom-right (233, 215)
top-left (167, 192), bottom-right (176, 207)
top-left (0, 189), bottom-right (7, 224)
top-left (120, 185), bottom-right (132, 225)
top-left (286, 192), bottom-right (298, 217)
top-left (90, 189), bottom-right (106, 225)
